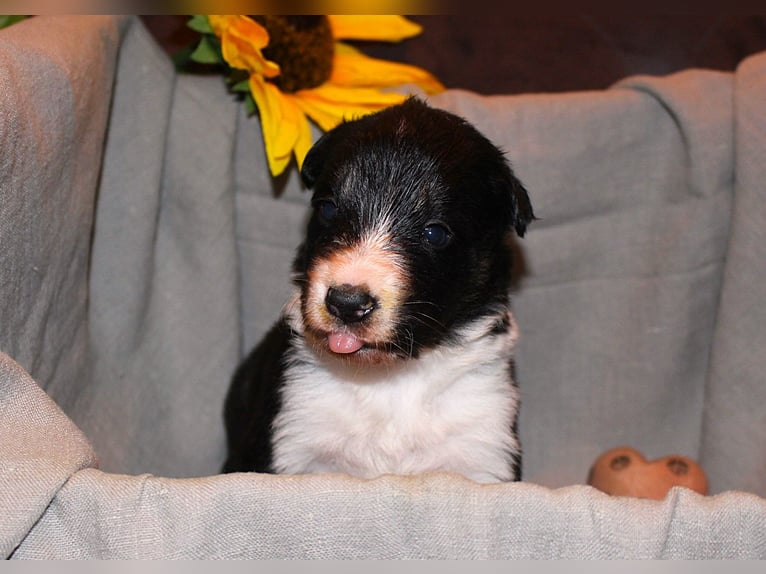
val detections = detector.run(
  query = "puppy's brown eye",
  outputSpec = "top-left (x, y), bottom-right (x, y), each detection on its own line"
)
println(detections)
top-left (423, 223), bottom-right (452, 248)
top-left (314, 199), bottom-right (338, 224)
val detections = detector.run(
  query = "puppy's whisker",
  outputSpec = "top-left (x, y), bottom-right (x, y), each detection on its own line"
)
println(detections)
top-left (409, 313), bottom-right (446, 332)
top-left (386, 332), bottom-right (415, 360)
top-left (402, 304), bottom-right (447, 331)
top-left (390, 329), bottom-right (416, 360)
top-left (403, 300), bottom-right (441, 309)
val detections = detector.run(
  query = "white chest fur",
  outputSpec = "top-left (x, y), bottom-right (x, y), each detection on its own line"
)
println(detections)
top-left (271, 314), bottom-right (521, 483)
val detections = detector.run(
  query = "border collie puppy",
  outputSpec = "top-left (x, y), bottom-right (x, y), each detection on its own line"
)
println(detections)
top-left (223, 98), bottom-right (534, 483)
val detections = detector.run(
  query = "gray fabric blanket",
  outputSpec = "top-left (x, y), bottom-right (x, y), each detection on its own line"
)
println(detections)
top-left (1, 15), bottom-right (765, 559)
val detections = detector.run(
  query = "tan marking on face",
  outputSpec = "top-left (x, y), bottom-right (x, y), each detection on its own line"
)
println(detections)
top-left (303, 229), bottom-right (409, 344)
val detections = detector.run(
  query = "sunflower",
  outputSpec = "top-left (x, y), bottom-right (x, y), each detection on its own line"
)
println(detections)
top-left (196, 15), bottom-right (444, 176)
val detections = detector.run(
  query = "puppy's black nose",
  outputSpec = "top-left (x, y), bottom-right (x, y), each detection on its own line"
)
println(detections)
top-left (325, 285), bottom-right (376, 324)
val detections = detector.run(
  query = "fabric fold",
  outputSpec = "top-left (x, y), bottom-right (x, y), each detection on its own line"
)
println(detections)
top-left (0, 353), bottom-right (97, 559)
top-left (12, 470), bottom-right (766, 559)
top-left (700, 51), bottom-right (766, 497)
top-left (81, 17), bottom-right (242, 478)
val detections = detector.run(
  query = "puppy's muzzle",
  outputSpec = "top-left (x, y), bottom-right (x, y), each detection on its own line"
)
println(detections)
top-left (325, 284), bottom-right (377, 324)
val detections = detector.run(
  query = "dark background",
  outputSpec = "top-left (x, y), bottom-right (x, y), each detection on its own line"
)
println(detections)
top-left (142, 15), bottom-right (766, 95)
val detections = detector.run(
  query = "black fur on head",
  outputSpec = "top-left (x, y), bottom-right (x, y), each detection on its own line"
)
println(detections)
top-left (294, 97), bottom-right (534, 359)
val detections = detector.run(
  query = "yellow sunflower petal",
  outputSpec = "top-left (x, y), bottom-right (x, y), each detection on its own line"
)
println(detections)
top-left (207, 15), bottom-right (239, 38)
top-left (292, 83), bottom-right (409, 132)
top-left (209, 15), bottom-right (280, 78)
top-left (327, 15), bottom-right (422, 42)
top-left (330, 43), bottom-right (444, 95)
top-left (292, 112), bottom-right (314, 171)
top-left (249, 77), bottom-right (312, 176)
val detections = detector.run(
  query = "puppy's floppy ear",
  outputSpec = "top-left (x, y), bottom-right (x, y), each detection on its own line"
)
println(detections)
top-left (483, 142), bottom-right (535, 238)
top-left (492, 157), bottom-right (535, 237)
top-left (301, 129), bottom-right (338, 189)
top-left (300, 137), bottom-right (324, 189)
top-left (506, 173), bottom-right (535, 237)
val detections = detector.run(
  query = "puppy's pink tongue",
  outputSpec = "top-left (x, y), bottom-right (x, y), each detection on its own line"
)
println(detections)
top-left (328, 332), bottom-right (364, 354)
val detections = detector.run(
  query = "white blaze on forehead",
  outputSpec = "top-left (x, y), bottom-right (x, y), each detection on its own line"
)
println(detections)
top-left (304, 225), bottom-right (409, 342)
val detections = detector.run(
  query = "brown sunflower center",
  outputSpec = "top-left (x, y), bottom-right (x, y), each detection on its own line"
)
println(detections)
top-left (250, 16), bottom-right (334, 93)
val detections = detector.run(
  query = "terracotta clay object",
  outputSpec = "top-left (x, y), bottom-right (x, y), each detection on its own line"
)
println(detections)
top-left (588, 446), bottom-right (708, 499)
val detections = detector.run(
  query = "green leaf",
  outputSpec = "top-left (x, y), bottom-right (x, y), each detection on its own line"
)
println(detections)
top-left (187, 15), bottom-right (213, 35)
top-left (0, 15), bottom-right (28, 30)
top-left (171, 44), bottom-right (196, 70)
top-left (244, 92), bottom-right (257, 116)
top-left (231, 79), bottom-right (250, 93)
top-left (189, 35), bottom-right (223, 65)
